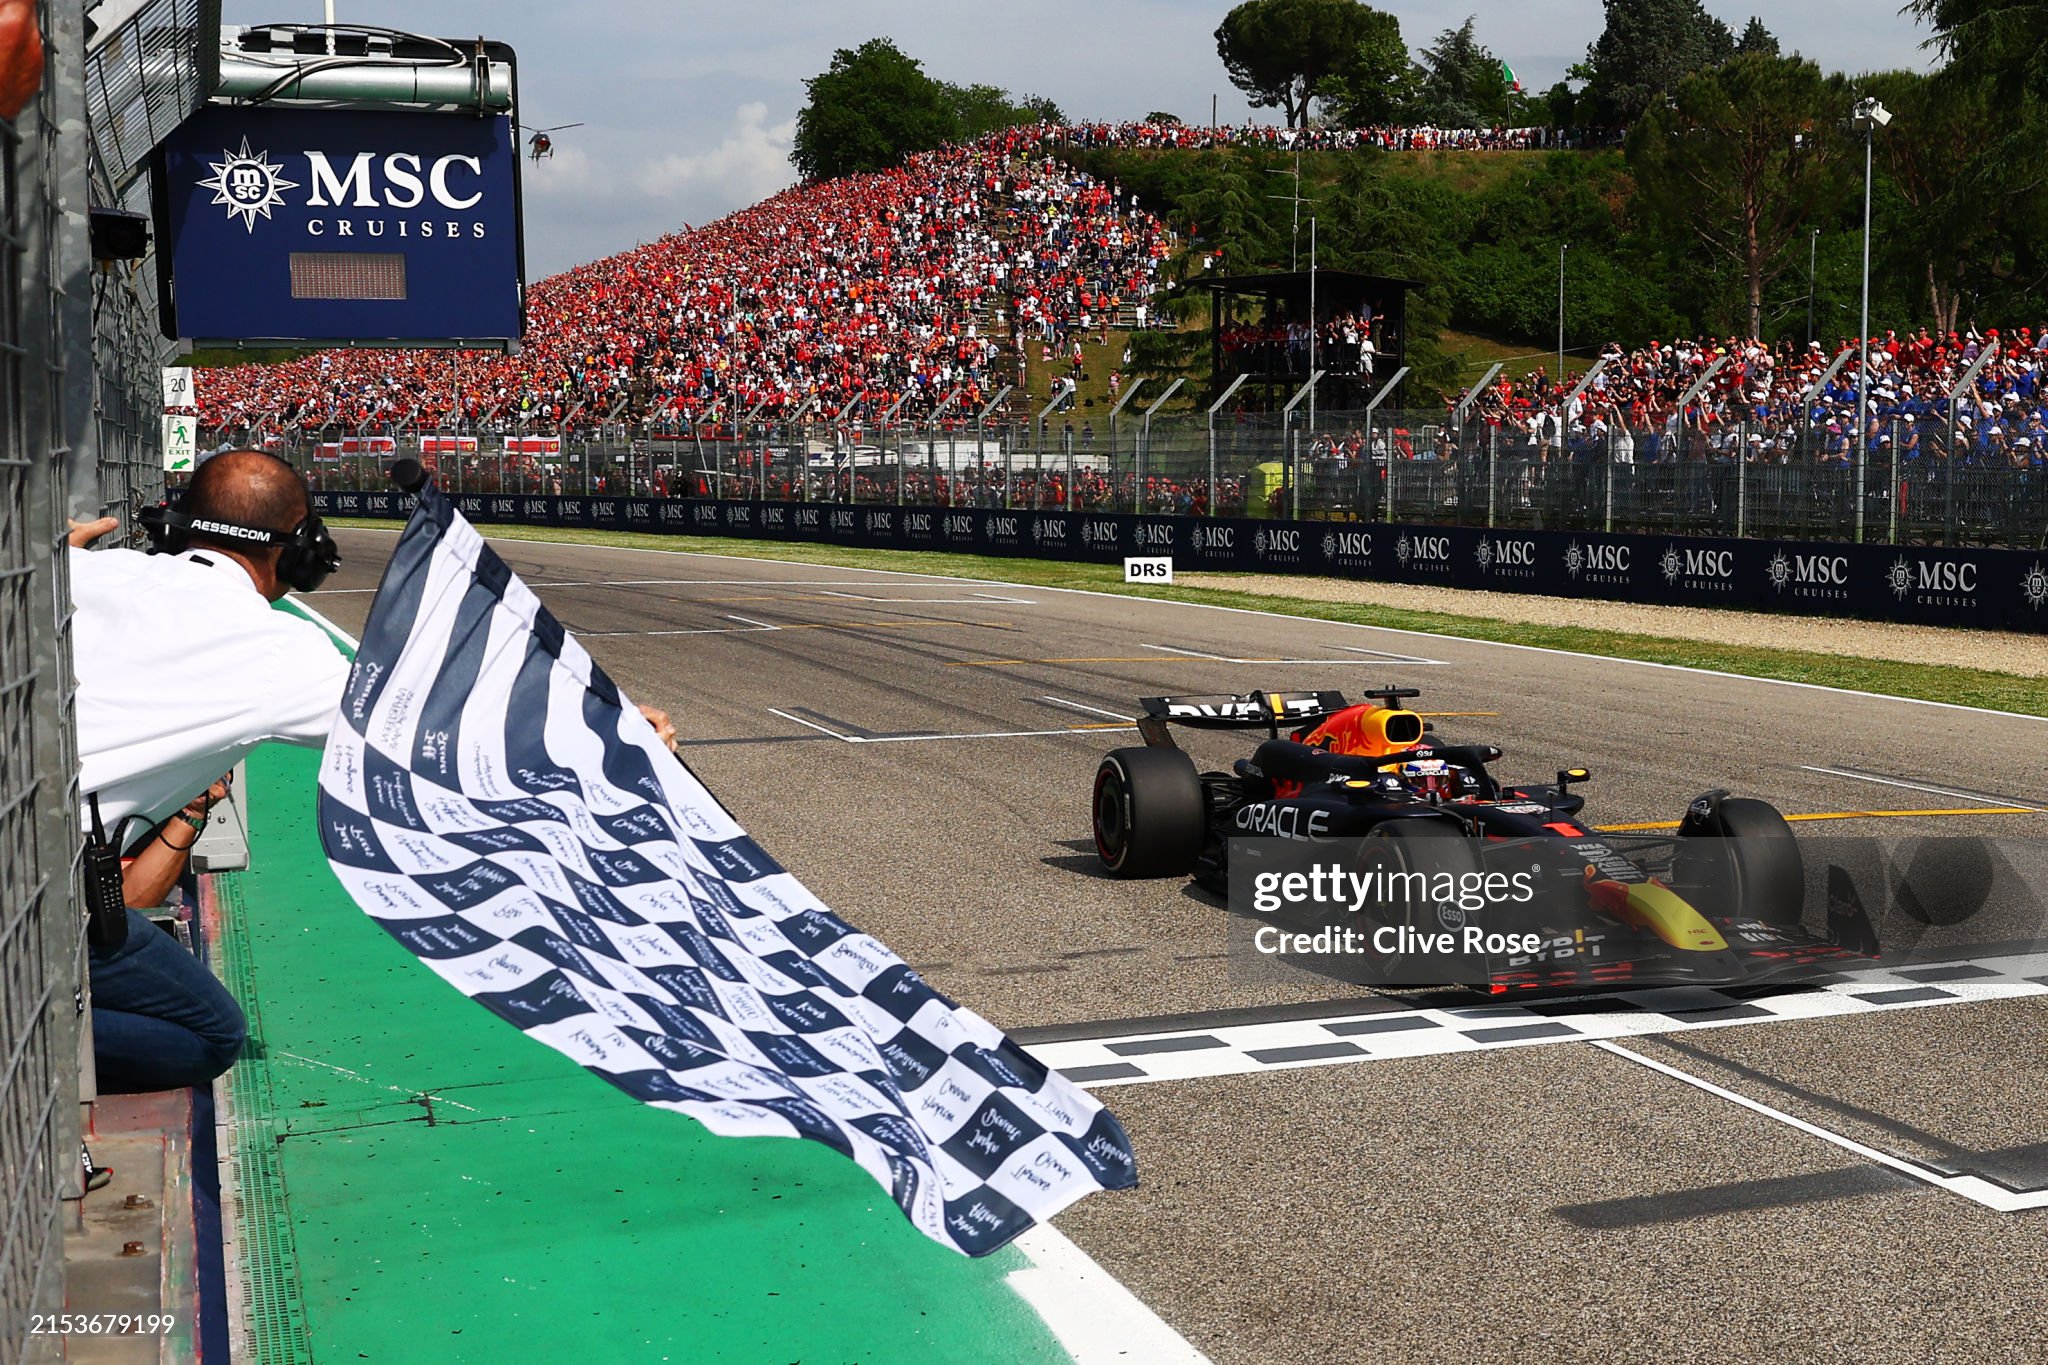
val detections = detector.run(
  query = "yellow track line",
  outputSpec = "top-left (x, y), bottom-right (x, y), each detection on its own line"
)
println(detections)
top-left (1596, 807), bottom-right (2038, 832)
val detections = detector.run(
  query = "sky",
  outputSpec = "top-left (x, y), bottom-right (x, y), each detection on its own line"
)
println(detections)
top-left (222, 2), bottom-right (1941, 278)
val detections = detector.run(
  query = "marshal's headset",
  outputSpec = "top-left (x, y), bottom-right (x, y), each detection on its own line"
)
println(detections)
top-left (138, 459), bottom-right (341, 593)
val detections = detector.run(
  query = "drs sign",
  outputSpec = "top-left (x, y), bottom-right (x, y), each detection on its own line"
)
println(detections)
top-left (154, 105), bottom-right (524, 346)
top-left (1125, 556), bottom-right (1174, 583)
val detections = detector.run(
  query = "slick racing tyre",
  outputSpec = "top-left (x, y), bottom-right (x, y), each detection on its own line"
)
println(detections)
top-left (1093, 747), bottom-right (1205, 879)
top-left (1676, 796), bottom-right (1804, 928)
top-left (1355, 819), bottom-right (1483, 984)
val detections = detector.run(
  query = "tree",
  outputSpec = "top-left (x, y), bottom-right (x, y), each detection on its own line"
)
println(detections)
top-left (1314, 7), bottom-right (1414, 126)
top-left (1735, 17), bottom-right (1779, 55)
top-left (1144, 111), bottom-right (1184, 125)
top-left (1627, 53), bottom-right (1852, 337)
top-left (1907, 0), bottom-right (2048, 103)
top-left (1584, 0), bottom-right (1736, 123)
top-left (790, 39), bottom-right (960, 181)
top-left (1214, 0), bottom-right (1387, 127)
top-left (1409, 17), bottom-right (1508, 128)
top-left (1858, 69), bottom-right (2047, 334)
top-left (944, 83), bottom-right (1065, 139)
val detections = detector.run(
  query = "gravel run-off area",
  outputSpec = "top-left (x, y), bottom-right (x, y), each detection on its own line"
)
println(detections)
top-left (1181, 573), bottom-right (2048, 679)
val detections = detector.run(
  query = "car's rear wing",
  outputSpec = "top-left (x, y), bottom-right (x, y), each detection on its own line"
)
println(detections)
top-left (1137, 691), bottom-right (1351, 746)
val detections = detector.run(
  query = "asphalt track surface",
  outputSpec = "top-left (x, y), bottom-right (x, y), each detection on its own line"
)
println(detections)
top-left (319, 527), bottom-right (2048, 1365)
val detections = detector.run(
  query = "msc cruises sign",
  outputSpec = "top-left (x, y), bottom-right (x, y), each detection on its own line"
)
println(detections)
top-left (155, 105), bottom-right (525, 346)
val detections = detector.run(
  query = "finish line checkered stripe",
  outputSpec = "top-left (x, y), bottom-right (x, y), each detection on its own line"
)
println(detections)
top-left (315, 488), bottom-right (1135, 1256)
top-left (1032, 953), bottom-right (2048, 1087)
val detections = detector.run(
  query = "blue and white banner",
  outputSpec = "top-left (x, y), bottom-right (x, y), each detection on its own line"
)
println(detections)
top-left (315, 488), bottom-right (1135, 1254)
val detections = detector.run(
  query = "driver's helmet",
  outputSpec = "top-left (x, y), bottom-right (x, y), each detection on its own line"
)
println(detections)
top-left (1394, 758), bottom-right (1456, 799)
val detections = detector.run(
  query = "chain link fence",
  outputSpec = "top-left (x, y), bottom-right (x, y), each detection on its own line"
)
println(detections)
top-left (1, 0), bottom-right (181, 1357)
top-left (208, 401), bottom-right (2048, 549)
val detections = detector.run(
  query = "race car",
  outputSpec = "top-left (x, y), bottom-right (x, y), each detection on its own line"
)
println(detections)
top-left (1089, 687), bottom-right (1879, 992)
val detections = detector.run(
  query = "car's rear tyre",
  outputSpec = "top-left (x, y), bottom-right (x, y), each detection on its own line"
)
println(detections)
top-left (1093, 748), bottom-right (1205, 879)
top-left (1676, 796), bottom-right (1804, 927)
top-left (1356, 819), bottom-right (1484, 983)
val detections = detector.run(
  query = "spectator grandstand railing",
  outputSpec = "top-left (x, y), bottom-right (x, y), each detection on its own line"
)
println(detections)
top-left (202, 406), bottom-right (2048, 549)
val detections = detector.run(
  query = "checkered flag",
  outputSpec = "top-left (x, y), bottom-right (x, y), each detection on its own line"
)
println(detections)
top-left (316, 487), bottom-right (1135, 1254)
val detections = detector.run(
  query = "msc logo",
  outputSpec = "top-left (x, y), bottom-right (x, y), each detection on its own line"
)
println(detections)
top-left (985, 514), bottom-right (1020, 541)
top-left (1033, 517), bottom-right (1068, 544)
top-left (1193, 524), bottom-right (1235, 551)
top-left (591, 500), bottom-right (617, 519)
top-left (1660, 544), bottom-right (1733, 586)
top-left (1081, 519), bottom-right (1118, 545)
top-left (1321, 529), bottom-right (1372, 560)
top-left (198, 139), bottom-right (298, 232)
top-left (1891, 556), bottom-right (1978, 601)
top-left (1768, 550), bottom-right (1848, 594)
top-left (1566, 541), bottom-right (1630, 578)
top-left (558, 499), bottom-right (582, 519)
top-left (904, 511), bottom-right (932, 535)
top-left (692, 504), bottom-right (719, 525)
top-left (1135, 522), bottom-right (1174, 548)
top-left (865, 510), bottom-right (893, 534)
top-left (793, 506), bottom-right (822, 529)
top-left (488, 498), bottom-right (515, 516)
top-left (1477, 537), bottom-right (1535, 573)
top-left (761, 506), bottom-right (785, 528)
top-left (942, 513), bottom-right (973, 538)
top-left (726, 505), bottom-right (752, 525)
top-left (1256, 529), bottom-right (1301, 556)
top-left (830, 509), bottom-right (857, 532)
top-left (1397, 533), bottom-right (1449, 566)
top-left (623, 502), bottom-right (651, 522)
top-left (2024, 562), bottom-right (2048, 611)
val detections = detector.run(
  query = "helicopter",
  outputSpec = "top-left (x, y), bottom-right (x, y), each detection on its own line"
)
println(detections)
top-left (520, 122), bottom-right (584, 163)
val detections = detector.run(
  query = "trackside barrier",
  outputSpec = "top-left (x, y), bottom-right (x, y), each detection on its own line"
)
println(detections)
top-left (308, 493), bottom-right (2048, 633)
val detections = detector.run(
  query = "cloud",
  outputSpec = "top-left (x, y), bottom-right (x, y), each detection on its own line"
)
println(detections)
top-left (635, 101), bottom-right (797, 207)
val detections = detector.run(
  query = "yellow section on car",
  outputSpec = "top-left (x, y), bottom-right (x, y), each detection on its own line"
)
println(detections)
top-left (1619, 882), bottom-right (1728, 952)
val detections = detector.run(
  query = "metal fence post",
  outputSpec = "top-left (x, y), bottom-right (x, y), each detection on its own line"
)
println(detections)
top-left (1280, 371), bottom-right (1324, 521)
top-left (1140, 379), bottom-right (1185, 517)
top-left (1208, 374), bottom-right (1248, 519)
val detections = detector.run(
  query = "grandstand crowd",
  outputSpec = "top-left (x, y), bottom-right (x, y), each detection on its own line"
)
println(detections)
top-left (197, 132), bottom-right (1176, 438)
top-left (1028, 121), bottom-right (1601, 152)
top-left (196, 121), bottom-right (2046, 492)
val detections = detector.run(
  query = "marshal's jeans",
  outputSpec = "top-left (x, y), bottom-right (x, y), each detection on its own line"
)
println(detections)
top-left (89, 907), bottom-right (246, 1093)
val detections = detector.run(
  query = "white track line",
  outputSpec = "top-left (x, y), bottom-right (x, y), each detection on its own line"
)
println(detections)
top-left (1040, 696), bottom-right (1136, 721)
top-left (764, 707), bottom-right (1134, 745)
top-left (1592, 1040), bottom-right (2048, 1213)
top-left (1799, 765), bottom-right (2043, 812)
top-left (1139, 642), bottom-right (1447, 666)
top-left (766, 708), bottom-right (852, 740)
top-left (1008, 1224), bottom-right (1212, 1364)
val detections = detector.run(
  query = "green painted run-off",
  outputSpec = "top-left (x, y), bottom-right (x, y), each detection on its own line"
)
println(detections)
top-left (217, 739), bottom-right (1074, 1363)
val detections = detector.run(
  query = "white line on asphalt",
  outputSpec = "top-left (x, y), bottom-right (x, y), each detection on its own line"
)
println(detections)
top-left (1591, 1039), bottom-right (2048, 1213)
top-left (816, 589), bottom-right (1038, 604)
top-left (1008, 1224), bottom-right (1212, 1364)
top-left (1040, 696), bottom-right (1136, 721)
top-left (340, 528), bottom-right (2048, 723)
top-left (1139, 642), bottom-right (1447, 665)
top-left (763, 707), bottom-right (1135, 745)
top-left (724, 613), bottom-right (780, 630)
top-left (1799, 765), bottom-right (2044, 812)
top-left (766, 708), bottom-right (852, 740)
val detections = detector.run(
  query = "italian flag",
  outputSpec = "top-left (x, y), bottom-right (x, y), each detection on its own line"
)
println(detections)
top-left (1502, 62), bottom-right (1523, 93)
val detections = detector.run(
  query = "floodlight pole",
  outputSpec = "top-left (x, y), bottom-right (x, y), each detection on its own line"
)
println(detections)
top-left (1208, 372), bottom-right (1249, 514)
top-left (1557, 243), bottom-right (1568, 381)
top-left (881, 390), bottom-right (914, 505)
top-left (1856, 117), bottom-right (1873, 543)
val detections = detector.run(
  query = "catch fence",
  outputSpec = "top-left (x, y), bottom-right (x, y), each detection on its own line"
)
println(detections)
top-left (206, 404), bottom-right (2047, 549)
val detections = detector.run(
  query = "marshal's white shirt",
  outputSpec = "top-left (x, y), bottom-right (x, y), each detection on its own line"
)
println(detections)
top-left (71, 546), bottom-right (352, 829)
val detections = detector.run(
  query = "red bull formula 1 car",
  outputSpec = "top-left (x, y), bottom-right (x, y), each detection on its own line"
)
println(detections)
top-left (1089, 687), bottom-right (1878, 992)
